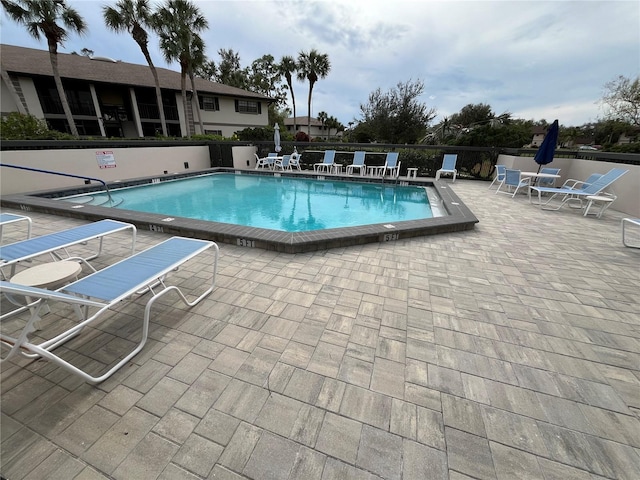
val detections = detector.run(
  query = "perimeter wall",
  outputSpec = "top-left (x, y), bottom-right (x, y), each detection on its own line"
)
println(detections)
top-left (0, 143), bottom-right (637, 217)
top-left (0, 146), bottom-right (211, 194)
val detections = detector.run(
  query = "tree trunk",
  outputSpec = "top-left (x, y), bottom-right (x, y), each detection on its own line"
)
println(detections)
top-left (189, 69), bottom-right (204, 135)
top-left (133, 25), bottom-right (168, 137)
top-left (307, 82), bottom-right (314, 137)
top-left (180, 71), bottom-right (189, 137)
top-left (290, 84), bottom-right (297, 133)
top-left (48, 46), bottom-right (79, 137)
top-left (141, 47), bottom-right (168, 136)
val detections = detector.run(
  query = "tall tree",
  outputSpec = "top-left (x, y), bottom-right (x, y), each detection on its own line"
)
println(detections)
top-left (279, 55), bottom-right (298, 132)
top-left (103, 0), bottom-right (168, 136)
top-left (248, 54), bottom-right (286, 105)
top-left (194, 58), bottom-right (217, 81)
top-left (214, 48), bottom-right (248, 88)
top-left (326, 115), bottom-right (343, 139)
top-left (601, 75), bottom-right (640, 126)
top-left (449, 103), bottom-right (494, 128)
top-left (297, 49), bottom-right (330, 136)
top-left (2, 0), bottom-right (86, 137)
top-left (359, 79), bottom-right (437, 144)
top-left (152, 0), bottom-right (208, 137)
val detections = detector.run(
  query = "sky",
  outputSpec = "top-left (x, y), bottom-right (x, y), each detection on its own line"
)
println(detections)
top-left (1, 0), bottom-right (639, 128)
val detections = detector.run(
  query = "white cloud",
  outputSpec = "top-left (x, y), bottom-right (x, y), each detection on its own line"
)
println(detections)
top-left (1, 0), bottom-right (637, 127)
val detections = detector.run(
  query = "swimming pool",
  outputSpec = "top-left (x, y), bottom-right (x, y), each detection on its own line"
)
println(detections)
top-left (59, 174), bottom-right (443, 233)
top-left (0, 168), bottom-right (478, 253)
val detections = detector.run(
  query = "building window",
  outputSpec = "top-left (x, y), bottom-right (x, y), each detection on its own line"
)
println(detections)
top-left (199, 95), bottom-right (219, 111)
top-left (204, 129), bottom-right (222, 136)
top-left (234, 99), bottom-right (261, 114)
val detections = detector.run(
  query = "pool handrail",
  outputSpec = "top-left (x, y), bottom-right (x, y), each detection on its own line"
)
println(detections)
top-left (0, 163), bottom-right (114, 204)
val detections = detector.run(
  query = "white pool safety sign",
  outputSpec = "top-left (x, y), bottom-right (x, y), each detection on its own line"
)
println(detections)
top-left (96, 151), bottom-right (116, 169)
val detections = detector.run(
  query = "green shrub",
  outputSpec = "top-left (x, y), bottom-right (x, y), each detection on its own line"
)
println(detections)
top-left (0, 112), bottom-right (71, 140)
top-left (608, 142), bottom-right (640, 153)
top-left (191, 133), bottom-right (226, 141)
top-left (397, 148), bottom-right (441, 175)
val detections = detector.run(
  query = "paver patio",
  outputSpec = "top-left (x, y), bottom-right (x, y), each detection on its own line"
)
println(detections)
top-left (1, 180), bottom-right (639, 480)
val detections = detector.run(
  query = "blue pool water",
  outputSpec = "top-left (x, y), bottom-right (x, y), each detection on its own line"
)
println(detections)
top-left (61, 174), bottom-right (439, 232)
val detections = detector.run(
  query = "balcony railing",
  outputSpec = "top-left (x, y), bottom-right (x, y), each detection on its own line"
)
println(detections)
top-left (137, 103), bottom-right (179, 121)
top-left (40, 96), bottom-right (96, 116)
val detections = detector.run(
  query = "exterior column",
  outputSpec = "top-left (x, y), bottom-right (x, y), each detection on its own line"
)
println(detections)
top-left (89, 84), bottom-right (106, 137)
top-left (129, 87), bottom-right (144, 138)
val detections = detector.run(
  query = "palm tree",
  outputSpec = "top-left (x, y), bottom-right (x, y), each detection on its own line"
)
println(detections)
top-left (317, 110), bottom-right (328, 139)
top-left (103, 0), bottom-right (167, 136)
top-left (326, 115), bottom-right (342, 140)
top-left (297, 49), bottom-right (330, 137)
top-left (279, 55), bottom-right (297, 133)
top-left (152, 0), bottom-right (207, 137)
top-left (187, 34), bottom-right (205, 134)
top-left (2, 0), bottom-right (86, 137)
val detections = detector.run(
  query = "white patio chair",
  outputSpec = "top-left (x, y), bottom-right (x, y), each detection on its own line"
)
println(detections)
top-left (496, 168), bottom-right (530, 197)
top-left (488, 165), bottom-right (506, 190)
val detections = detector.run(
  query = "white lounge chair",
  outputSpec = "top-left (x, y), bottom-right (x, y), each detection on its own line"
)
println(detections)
top-left (560, 173), bottom-right (602, 192)
top-left (255, 152), bottom-right (278, 170)
top-left (314, 150), bottom-right (336, 173)
top-left (622, 218), bottom-right (640, 248)
top-left (0, 213), bottom-right (32, 243)
top-left (0, 236), bottom-right (219, 384)
top-left (529, 168), bottom-right (628, 211)
top-left (0, 219), bottom-right (136, 277)
top-left (382, 152), bottom-right (401, 178)
top-left (346, 151), bottom-right (366, 176)
top-left (435, 154), bottom-right (458, 182)
top-left (496, 169), bottom-right (530, 197)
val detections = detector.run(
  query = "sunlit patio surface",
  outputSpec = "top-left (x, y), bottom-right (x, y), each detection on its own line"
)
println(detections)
top-left (1, 180), bottom-right (639, 480)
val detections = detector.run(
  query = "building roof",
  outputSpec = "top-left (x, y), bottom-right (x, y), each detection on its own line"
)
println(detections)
top-left (1, 44), bottom-right (272, 101)
top-left (284, 116), bottom-right (323, 126)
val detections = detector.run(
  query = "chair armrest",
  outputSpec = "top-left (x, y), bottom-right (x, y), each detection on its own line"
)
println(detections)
top-left (561, 178), bottom-right (585, 189)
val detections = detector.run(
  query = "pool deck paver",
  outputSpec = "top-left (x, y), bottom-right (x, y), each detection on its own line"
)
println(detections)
top-left (1, 180), bottom-right (639, 480)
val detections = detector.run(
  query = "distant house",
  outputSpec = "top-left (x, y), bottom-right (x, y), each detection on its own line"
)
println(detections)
top-left (617, 128), bottom-right (640, 144)
top-left (284, 116), bottom-right (330, 140)
top-left (0, 44), bottom-right (273, 138)
top-left (530, 126), bottom-right (547, 147)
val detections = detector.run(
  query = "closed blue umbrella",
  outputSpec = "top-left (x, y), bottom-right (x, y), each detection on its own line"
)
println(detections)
top-left (534, 119), bottom-right (559, 172)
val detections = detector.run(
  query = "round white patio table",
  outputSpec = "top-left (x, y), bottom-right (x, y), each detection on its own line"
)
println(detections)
top-left (11, 260), bottom-right (82, 290)
top-left (521, 171), bottom-right (561, 188)
top-left (521, 171), bottom-right (560, 181)
top-left (11, 261), bottom-right (82, 328)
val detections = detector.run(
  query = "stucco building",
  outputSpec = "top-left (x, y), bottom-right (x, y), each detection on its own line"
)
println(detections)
top-left (1, 44), bottom-right (272, 138)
